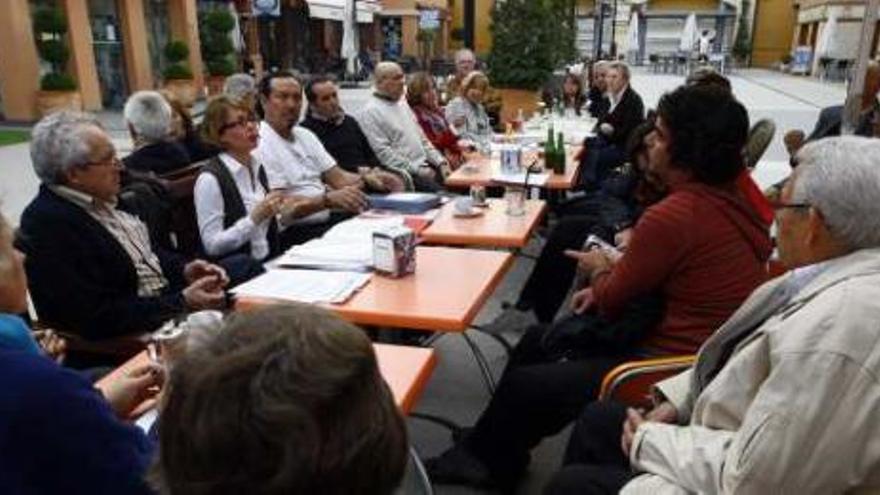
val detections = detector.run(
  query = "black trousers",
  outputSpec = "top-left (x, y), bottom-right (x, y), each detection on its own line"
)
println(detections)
top-left (544, 401), bottom-right (635, 494)
top-left (516, 215), bottom-right (614, 323)
top-left (464, 325), bottom-right (634, 487)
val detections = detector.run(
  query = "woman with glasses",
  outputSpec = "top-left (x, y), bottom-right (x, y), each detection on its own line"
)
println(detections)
top-left (194, 96), bottom-right (284, 281)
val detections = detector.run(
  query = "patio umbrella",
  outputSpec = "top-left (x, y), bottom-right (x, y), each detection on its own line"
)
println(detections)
top-left (814, 12), bottom-right (837, 58)
top-left (625, 11), bottom-right (640, 55)
top-left (680, 13), bottom-right (698, 52)
top-left (341, 0), bottom-right (359, 76)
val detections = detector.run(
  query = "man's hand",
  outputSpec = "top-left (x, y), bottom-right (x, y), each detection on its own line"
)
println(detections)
top-left (182, 276), bottom-right (226, 311)
top-left (565, 249), bottom-right (614, 277)
top-left (98, 363), bottom-right (165, 418)
top-left (645, 401), bottom-right (678, 424)
top-left (33, 329), bottom-right (66, 363)
top-left (614, 228), bottom-right (634, 251)
top-left (363, 169), bottom-right (406, 193)
top-left (325, 185), bottom-right (369, 212)
top-left (570, 287), bottom-right (595, 314)
top-left (184, 260), bottom-right (229, 289)
top-left (621, 407), bottom-right (646, 458)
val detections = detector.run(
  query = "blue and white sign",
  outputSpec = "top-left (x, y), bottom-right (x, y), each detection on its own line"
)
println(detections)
top-left (419, 9), bottom-right (441, 30)
top-left (253, 0), bottom-right (281, 17)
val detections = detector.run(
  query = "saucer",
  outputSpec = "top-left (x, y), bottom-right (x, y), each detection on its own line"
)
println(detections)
top-left (453, 209), bottom-right (484, 218)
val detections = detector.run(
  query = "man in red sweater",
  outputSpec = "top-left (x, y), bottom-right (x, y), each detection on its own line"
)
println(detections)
top-left (427, 84), bottom-right (772, 490)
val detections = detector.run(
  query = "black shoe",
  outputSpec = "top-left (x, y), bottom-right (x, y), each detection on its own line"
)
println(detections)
top-left (425, 444), bottom-right (495, 489)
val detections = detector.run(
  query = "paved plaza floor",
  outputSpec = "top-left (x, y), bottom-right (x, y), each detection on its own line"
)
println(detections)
top-left (0, 68), bottom-right (848, 494)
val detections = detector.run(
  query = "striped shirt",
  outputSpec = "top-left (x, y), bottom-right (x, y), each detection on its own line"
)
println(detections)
top-left (50, 186), bottom-right (169, 297)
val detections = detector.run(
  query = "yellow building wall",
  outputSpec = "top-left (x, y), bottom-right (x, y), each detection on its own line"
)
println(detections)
top-left (474, 0), bottom-right (494, 55)
top-left (752, 0), bottom-right (796, 67)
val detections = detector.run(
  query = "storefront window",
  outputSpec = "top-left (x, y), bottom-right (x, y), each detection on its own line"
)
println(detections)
top-left (89, 0), bottom-right (128, 108)
top-left (144, 0), bottom-right (171, 86)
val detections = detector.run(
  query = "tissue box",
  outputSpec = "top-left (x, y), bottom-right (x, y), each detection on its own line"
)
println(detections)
top-left (372, 226), bottom-right (416, 277)
top-left (499, 144), bottom-right (522, 174)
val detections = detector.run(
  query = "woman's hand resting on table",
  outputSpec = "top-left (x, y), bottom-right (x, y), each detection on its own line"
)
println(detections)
top-left (98, 363), bottom-right (165, 419)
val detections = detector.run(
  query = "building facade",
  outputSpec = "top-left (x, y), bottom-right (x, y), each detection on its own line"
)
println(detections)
top-left (1, 0), bottom-right (202, 121)
top-left (750, 0), bottom-right (797, 67)
top-left (792, 0), bottom-right (879, 74)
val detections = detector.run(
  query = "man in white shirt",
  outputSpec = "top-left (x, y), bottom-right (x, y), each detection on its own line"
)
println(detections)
top-left (357, 62), bottom-right (449, 192)
top-left (254, 71), bottom-right (370, 247)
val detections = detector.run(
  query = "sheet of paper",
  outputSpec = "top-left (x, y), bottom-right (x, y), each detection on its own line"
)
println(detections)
top-left (490, 172), bottom-right (550, 186)
top-left (231, 269), bottom-right (372, 304)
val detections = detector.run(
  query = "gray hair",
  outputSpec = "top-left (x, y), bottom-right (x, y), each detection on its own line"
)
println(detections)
top-left (374, 61), bottom-right (402, 83)
top-left (454, 48), bottom-right (476, 64)
top-left (792, 136), bottom-right (880, 250)
top-left (123, 91), bottom-right (172, 142)
top-left (223, 73), bottom-right (256, 99)
top-left (607, 61), bottom-right (631, 81)
top-left (30, 111), bottom-right (103, 185)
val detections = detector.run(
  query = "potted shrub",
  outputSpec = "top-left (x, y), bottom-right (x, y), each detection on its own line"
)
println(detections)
top-left (487, 0), bottom-right (576, 124)
top-left (163, 40), bottom-right (197, 106)
top-left (32, 7), bottom-right (82, 116)
top-left (200, 9), bottom-right (238, 96)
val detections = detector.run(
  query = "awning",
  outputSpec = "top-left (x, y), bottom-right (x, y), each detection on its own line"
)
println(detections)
top-left (307, 0), bottom-right (381, 23)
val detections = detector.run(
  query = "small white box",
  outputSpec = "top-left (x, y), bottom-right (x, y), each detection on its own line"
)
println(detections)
top-left (499, 144), bottom-right (522, 174)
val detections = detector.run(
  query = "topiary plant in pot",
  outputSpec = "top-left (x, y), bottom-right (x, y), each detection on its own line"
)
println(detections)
top-left (32, 6), bottom-right (82, 116)
top-left (163, 40), bottom-right (197, 106)
top-left (200, 9), bottom-right (238, 96)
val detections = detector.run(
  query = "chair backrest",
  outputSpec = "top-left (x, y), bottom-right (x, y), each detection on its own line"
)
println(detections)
top-left (158, 160), bottom-right (207, 257)
top-left (599, 355), bottom-right (695, 408)
top-left (745, 118), bottom-right (776, 169)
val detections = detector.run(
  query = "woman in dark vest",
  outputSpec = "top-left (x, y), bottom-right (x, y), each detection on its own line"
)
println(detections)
top-left (194, 96), bottom-right (283, 284)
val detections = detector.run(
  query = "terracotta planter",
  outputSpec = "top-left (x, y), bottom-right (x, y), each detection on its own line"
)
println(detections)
top-left (206, 76), bottom-right (226, 97)
top-left (36, 90), bottom-right (83, 117)
top-left (163, 79), bottom-right (198, 107)
top-left (497, 88), bottom-right (541, 126)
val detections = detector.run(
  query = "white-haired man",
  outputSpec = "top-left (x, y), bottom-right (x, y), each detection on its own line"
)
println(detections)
top-left (17, 112), bottom-right (227, 366)
top-left (549, 136), bottom-right (880, 494)
top-left (357, 62), bottom-right (449, 192)
top-left (122, 91), bottom-right (191, 174)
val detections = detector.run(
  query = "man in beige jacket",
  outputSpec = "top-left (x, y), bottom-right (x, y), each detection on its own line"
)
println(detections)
top-left (548, 135), bottom-right (880, 494)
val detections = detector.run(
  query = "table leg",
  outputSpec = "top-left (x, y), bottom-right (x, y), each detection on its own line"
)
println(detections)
top-left (410, 446), bottom-right (436, 495)
top-left (462, 332), bottom-right (497, 394)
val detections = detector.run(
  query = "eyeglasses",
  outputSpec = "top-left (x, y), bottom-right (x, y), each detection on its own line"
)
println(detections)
top-left (83, 155), bottom-right (121, 169)
top-left (770, 201), bottom-right (811, 212)
top-left (219, 117), bottom-right (257, 134)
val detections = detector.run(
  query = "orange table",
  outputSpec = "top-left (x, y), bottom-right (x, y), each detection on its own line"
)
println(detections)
top-left (420, 198), bottom-right (547, 249)
top-left (97, 344), bottom-right (436, 415)
top-left (445, 148), bottom-right (580, 190)
top-left (238, 246), bottom-right (514, 333)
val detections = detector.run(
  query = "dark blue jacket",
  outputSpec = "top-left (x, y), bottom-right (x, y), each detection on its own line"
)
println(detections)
top-left (0, 350), bottom-right (154, 494)
top-left (17, 186), bottom-right (188, 341)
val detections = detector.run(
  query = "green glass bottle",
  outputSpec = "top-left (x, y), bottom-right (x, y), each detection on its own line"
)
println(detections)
top-left (544, 124), bottom-right (555, 170)
top-left (554, 132), bottom-right (566, 174)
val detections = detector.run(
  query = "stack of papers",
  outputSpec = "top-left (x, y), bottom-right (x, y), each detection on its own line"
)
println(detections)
top-left (231, 269), bottom-right (372, 304)
top-left (276, 217), bottom-right (405, 271)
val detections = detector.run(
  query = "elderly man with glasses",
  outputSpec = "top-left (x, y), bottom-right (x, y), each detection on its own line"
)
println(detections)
top-left (17, 112), bottom-right (227, 367)
top-left (548, 135), bottom-right (880, 494)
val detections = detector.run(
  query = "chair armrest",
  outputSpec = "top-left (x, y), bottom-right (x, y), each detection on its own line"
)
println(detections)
top-left (599, 355), bottom-right (695, 408)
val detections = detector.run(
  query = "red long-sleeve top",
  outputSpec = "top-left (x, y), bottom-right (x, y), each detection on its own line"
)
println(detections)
top-left (593, 181), bottom-right (773, 355)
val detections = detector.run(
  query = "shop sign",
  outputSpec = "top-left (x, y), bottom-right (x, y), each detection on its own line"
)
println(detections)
top-left (419, 9), bottom-right (441, 30)
top-left (253, 0), bottom-right (282, 17)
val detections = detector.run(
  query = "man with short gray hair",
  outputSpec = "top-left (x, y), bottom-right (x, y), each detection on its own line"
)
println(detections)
top-left (18, 111), bottom-right (227, 364)
top-left (122, 90), bottom-right (191, 174)
top-left (223, 73), bottom-right (257, 110)
top-left (443, 48), bottom-right (502, 126)
top-left (550, 136), bottom-right (880, 494)
top-left (357, 62), bottom-right (448, 191)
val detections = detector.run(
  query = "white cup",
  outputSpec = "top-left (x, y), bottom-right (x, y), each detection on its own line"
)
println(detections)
top-left (454, 196), bottom-right (474, 215)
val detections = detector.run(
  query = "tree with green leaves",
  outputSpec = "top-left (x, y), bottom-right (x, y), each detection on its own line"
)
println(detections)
top-left (32, 7), bottom-right (77, 91)
top-left (200, 9), bottom-right (237, 77)
top-left (732, 0), bottom-right (752, 65)
top-left (164, 40), bottom-right (194, 81)
top-left (488, 0), bottom-right (577, 89)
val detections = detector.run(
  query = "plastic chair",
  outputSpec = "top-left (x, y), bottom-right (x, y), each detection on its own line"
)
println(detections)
top-left (598, 355), bottom-right (695, 408)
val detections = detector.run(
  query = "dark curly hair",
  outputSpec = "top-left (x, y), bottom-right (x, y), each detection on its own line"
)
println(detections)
top-left (656, 84), bottom-right (748, 185)
top-left (151, 304), bottom-right (408, 495)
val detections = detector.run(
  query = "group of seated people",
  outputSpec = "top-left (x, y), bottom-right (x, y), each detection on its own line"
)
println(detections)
top-left (4, 52), bottom-right (880, 494)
